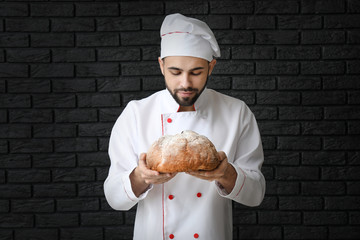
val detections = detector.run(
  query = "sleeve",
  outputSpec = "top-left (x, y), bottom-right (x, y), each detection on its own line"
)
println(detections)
top-left (103, 102), bottom-right (153, 211)
top-left (215, 104), bottom-right (266, 207)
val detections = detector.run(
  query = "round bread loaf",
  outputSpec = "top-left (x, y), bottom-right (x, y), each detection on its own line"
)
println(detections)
top-left (146, 130), bottom-right (220, 173)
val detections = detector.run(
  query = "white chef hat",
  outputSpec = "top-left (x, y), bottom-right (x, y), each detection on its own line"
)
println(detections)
top-left (160, 13), bottom-right (221, 62)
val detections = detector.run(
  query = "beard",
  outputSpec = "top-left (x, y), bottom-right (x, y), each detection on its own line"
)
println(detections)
top-left (166, 77), bottom-right (208, 107)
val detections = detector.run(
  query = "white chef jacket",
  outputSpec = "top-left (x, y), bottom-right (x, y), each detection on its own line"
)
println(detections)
top-left (104, 88), bottom-right (265, 240)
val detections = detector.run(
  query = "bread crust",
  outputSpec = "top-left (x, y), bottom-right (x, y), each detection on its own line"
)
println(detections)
top-left (146, 130), bottom-right (220, 173)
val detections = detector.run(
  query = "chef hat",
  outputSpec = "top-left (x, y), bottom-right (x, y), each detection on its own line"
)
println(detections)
top-left (160, 13), bottom-right (221, 62)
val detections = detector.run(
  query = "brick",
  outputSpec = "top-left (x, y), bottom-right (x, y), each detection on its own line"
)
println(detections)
top-left (165, 1), bottom-right (208, 14)
top-left (279, 196), bottom-right (323, 210)
top-left (52, 48), bottom-right (95, 63)
top-left (349, 0), bottom-right (360, 12)
top-left (97, 77), bottom-right (141, 92)
top-left (209, 1), bottom-right (253, 14)
top-left (258, 211), bottom-right (301, 224)
top-left (302, 30), bottom-right (345, 44)
top-left (52, 78), bottom-right (96, 93)
top-left (0, 185), bottom-right (31, 198)
top-left (121, 31), bottom-right (159, 46)
top-left (258, 121), bottom-right (300, 135)
top-left (141, 16), bottom-right (165, 30)
top-left (0, 140), bottom-right (7, 153)
top-left (256, 61), bottom-right (299, 75)
top-left (0, 125), bottom-right (31, 138)
top-left (349, 91), bottom-right (360, 104)
top-left (278, 136), bottom-right (321, 150)
top-left (302, 91), bottom-right (346, 105)
top-left (265, 151), bottom-right (300, 165)
top-left (31, 3), bottom-right (74, 16)
top-left (216, 30), bottom-right (253, 44)
top-left (301, 61), bottom-right (345, 75)
top-left (141, 77), bottom-right (164, 91)
top-left (142, 46), bottom-right (160, 60)
top-left (77, 33), bottom-right (119, 47)
top-left (99, 108), bottom-right (124, 122)
top-left (284, 226), bottom-right (327, 239)
top-left (348, 182), bottom-right (360, 194)
top-left (36, 213), bottom-right (78, 227)
top-left (33, 94), bottom-right (75, 108)
top-left (211, 61), bottom-right (254, 75)
top-left (78, 152), bottom-right (109, 167)
top-left (322, 166), bottom-right (360, 180)
top-left (97, 48), bottom-right (140, 61)
top-left (8, 79), bottom-right (50, 93)
top-left (52, 18), bottom-right (95, 32)
top-left (96, 167), bottom-right (109, 181)
top-left (10, 139), bottom-right (52, 153)
top-left (329, 227), bottom-right (360, 239)
top-left (201, 15), bottom-right (231, 30)
top-left (255, 0), bottom-right (298, 13)
top-left (78, 182), bottom-right (104, 197)
top-left (237, 226), bottom-right (282, 239)
top-left (33, 124), bottom-right (76, 138)
top-left (0, 94), bottom-right (31, 108)
top-left (12, 199), bottom-right (54, 213)
top-left (77, 93), bottom-right (120, 107)
top-left (348, 60), bottom-right (360, 74)
top-left (257, 91), bottom-right (300, 105)
top-left (0, 200), bottom-right (9, 212)
top-left (266, 180), bottom-right (300, 195)
top-left (302, 181), bottom-right (346, 195)
top-left (97, 17), bottom-right (140, 31)
top-left (349, 121), bottom-right (360, 134)
top-left (233, 16), bottom-right (275, 29)
top-left (78, 123), bottom-right (113, 137)
top-left (121, 1), bottom-right (163, 15)
top-left (55, 109), bottom-right (97, 123)
top-left (232, 210), bottom-right (256, 224)
top-left (278, 76), bottom-right (321, 90)
top-left (261, 136), bottom-right (276, 150)
top-left (323, 76), bottom-right (360, 89)
top-left (325, 196), bottom-right (360, 210)
top-left (53, 168), bottom-right (95, 182)
top-left (277, 46), bottom-right (320, 59)
top-left (76, 63), bottom-right (119, 77)
top-left (31, 63), bottom-right (74, 78)
top-left (299, 151), bottom-right (344, 166)
top-left (76, 3), bottom-right (119, 16)
top-left (301, 121), bottom-right (346, 135)
top-left (278, 15), bottom-right (322, 29)
top-left (232, 46), bottom-right (275, 59)
top-left (121, 62), bottom-right (162, 76)
top-left (81, 212), bottom-right (124, 226)
top-left (302, 0), bottom-right (345, 13)
top-left (0, 63), bottom-right (28, 77)
top-left (323, 46), bottom-right (360, 59)
top-left (57, 198), bottom-right (99, 212)
top-left (348, 30), bottom-right (360, 43)
top-left (325, 15), bottom-right (360, 28)
top-left (33, 154), bottom-right (76, 168)
top-left (0, 51), bottom-right (4, 62)
top-left (9, 109), bottom-right (52, 123)
top-left (15, 229), bottom-right (57, 240)
top-left (7, 49), bottom-right (50, 63)
top-left (233, 76), bottom-right (275, 90)
top-left (0, 214), bottom-right (33, 228)
top-left (324, 136), bottom-right (360, 150)
top-left (325, 107), bottom-right (360, 119)
top-left (34, 183), bottom-right (76, 197)
top-left (31, 33), bottom-right (74, 47)
top-left (5, 18), bottom-right (49, 32)
top-left (61, 228), bottom-right (103, 240)
top-left (0, 3), bottom-right (28, 16)
top-left (0, 33), bottom-right (28, 47)
top-left (207, 76), bottom-right (231, 90)
top-left (0, 155), bottom-right (31, 168)
top-left (256, 30), bottom-right (299, 44)
top-left (276, 166), bottom-right (319, 180)
top-left (54, 138), bottom-right (97, 152)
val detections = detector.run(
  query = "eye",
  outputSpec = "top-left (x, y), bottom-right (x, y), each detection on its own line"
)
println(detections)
top-left (191, 71), bottom-right (202, 76)
top-left (170, 71), bottom-right (181, 76)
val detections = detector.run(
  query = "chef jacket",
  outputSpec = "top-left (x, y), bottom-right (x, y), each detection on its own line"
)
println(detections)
top-left (104, 88), bottom-right (265, 240)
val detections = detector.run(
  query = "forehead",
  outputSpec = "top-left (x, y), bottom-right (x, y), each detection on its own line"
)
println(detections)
top-left (163, 56), bottom-right (208, 69)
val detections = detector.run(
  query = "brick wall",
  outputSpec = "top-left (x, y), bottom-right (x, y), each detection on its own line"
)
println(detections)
top-left (1, 0), bottom-right (359, 239)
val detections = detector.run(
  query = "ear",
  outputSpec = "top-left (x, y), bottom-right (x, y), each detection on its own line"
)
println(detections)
top-left (208, 59), bottom-right (217, 76)
top-left (158, 57), bottom-right (165, 75)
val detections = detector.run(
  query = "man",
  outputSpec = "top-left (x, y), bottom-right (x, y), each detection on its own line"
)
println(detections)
top-left (104, 13), bottom-right (265, 240)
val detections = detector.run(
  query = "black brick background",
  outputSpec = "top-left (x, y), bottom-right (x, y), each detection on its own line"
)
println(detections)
top-left (1, 0), bottom-right (360, 239)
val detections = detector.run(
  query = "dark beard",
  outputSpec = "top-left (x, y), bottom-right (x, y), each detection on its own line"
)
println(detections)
top-left (166, 77), bottom-right (208, 107)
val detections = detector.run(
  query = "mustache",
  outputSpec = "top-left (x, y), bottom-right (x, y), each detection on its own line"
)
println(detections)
top-left (174, 87), bottom-right (199, 93)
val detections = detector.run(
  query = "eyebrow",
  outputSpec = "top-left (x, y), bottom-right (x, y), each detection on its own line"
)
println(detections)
top-left (167, 67), bottom-right (205, 71)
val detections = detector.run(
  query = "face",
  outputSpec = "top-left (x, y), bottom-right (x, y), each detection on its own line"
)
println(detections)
top-left (158, 56), bottom-right (216, 109)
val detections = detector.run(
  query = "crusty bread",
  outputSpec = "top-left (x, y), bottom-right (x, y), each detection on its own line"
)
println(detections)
top-left (146, 130), bottom-right (220, 173)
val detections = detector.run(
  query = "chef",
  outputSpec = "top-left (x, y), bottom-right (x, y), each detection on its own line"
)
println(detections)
top-left (104, 13), bottom-right (265, 240)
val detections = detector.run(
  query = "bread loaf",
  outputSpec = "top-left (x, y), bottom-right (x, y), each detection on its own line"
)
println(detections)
top-left (146, 130), bottom-right (220, 173)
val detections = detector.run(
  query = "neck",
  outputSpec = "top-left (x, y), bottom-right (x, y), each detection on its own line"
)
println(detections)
top-left (178, 105), bottom-right (195, 112)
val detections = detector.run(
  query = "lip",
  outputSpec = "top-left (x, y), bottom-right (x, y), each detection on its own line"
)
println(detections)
top-left (178, 91), bottom-right (195, 97)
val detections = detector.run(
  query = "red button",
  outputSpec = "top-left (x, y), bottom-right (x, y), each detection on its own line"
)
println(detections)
top-left (168, 195), bottom-right (174, 200)
top-left (194, 233), bottom-right (199, 238)
top-left (197, 192), bottom-right (202, 198)
top-left (169, 234), bottom-right (174, 239)
top-left (167, 118), bottom-right (172, 123)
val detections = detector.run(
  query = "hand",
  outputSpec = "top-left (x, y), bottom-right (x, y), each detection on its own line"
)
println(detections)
top-left (130, 153), bottom-right (177, 197)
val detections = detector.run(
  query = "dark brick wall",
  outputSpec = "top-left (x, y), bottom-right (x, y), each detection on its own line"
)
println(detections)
top-left (0, 0), bottom-right (359, 239)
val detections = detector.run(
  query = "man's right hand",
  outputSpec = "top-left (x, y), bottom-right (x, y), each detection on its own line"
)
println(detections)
top-left (130, 153), bottom-right (177, 197)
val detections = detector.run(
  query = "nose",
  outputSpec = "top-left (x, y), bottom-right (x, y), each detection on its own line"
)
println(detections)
top-left (180, 73), bottom-right (192, 89)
